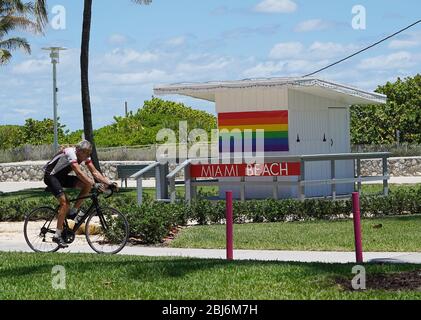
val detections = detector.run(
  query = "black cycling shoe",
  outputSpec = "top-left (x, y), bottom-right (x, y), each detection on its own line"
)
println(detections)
top-left (52, 236), bottom-right (69, 248)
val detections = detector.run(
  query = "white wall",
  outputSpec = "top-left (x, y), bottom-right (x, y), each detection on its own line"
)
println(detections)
top-left (215, 87), bottom-right (353, 199)
top-left (289, 89), bottom-right (353, 197)
top-left (215, 87), bottom-right (288, 113)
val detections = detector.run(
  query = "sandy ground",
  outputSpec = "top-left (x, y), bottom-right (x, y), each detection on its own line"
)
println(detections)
top-left (0, 222), bottom-right (24, 242)
top-left (0, 221), bottom-right (86, 242)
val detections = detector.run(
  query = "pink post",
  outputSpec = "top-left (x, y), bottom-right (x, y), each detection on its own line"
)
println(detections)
top-left (226, 191), bottom-right (234, 261)
top-left (352, 192), bottom-right (364, 263)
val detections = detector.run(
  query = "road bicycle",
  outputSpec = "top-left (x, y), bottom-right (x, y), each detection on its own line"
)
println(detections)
top-left (23, 185), bottom-right (129, 254)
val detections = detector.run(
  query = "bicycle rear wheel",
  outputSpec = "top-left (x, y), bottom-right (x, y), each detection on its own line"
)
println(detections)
top-left (24, 207), bottom-right (60, 253)
top-left (85, 207), bottom-right (129, 254)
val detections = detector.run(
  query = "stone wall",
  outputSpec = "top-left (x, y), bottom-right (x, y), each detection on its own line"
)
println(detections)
top-left (0, 161), bottom-right (154, 182)
top-left (360, 157), bottom-right (421, 177)
top-left (1, 157), bottom-right (421, 182)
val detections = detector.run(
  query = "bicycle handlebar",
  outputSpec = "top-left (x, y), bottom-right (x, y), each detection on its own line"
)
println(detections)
top-left (92, 183), bottom-right (118, 199)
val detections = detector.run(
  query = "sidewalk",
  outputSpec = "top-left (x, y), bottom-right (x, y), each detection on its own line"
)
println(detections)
top-left (1, 236), bottom-right (421, 264)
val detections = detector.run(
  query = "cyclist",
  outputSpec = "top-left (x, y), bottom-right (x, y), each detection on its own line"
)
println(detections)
top-left (43, 140), bottom-right (116, 248)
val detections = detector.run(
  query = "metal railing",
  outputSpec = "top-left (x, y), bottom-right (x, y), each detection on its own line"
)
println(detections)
top-left (165, 152), bottom-right (391, 203)
top-left (130, 152), bottom-right (391, 204)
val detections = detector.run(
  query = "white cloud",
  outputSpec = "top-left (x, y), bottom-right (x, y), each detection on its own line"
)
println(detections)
top-left (243, 61), bottom-right (282, 78)
top-left (308, 42), bottom-right (358, 59)
top-left (388, 31), bottom-right (421, 49)
top-left (176, 57), bottom-right (232, 75)
top-left (166, 36), bottom-right (187, 47)
top-left (222, 25), bottom-right (280, 39)
top-left (389, 39), bottom-right (419, 49)
top-left (358, 51), bottom-right (416, 70)
top-left (12, 59), bottom-right (50, 75)
top-left (97, 70), bottom-right (170, 85)
top-left (294, 19), bottom-right (331, 32)
top-left (12, 108), bottom-right (36, 117)
top-left (242, 58), bottom-right (329, 78)
top-left (269, 42), bottom-right (304, 59)
top-left (268, 41), bottom-right (357, 61)
top-left (103, 48), bottom-right (159, 66)
top-left (108, 34), bottom-right (129, 46)
top-left (254, 0), bottom-right (297, 13)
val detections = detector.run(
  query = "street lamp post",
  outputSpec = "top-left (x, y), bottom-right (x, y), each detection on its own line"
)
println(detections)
top-left (42, 47), bottom-right (67, 151)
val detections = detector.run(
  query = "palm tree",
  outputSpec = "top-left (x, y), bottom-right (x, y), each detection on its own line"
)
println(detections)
top-left (81, 0), bottom-right (152, 171)
top-left (0, 0), bottom-right (47, 64)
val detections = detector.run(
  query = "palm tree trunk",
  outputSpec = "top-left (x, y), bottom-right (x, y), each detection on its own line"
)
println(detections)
top-left (80, 0), bottom-right (101, 172)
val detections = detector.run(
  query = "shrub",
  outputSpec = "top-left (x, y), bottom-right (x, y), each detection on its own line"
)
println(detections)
top-left (1, 185), bottom-right (421, 244)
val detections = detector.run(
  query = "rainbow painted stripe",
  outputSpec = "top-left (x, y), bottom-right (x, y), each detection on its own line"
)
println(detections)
top-left (218, 110), bottom-right (289, 152)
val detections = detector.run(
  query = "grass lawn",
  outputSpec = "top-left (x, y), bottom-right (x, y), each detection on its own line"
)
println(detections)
top-left (170, 215), bottom-right (421, 252)
top-left (0, 252), bottom-right (420, 300)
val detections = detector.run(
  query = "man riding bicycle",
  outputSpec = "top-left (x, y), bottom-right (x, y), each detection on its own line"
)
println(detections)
top-left (43, 140), bottom-right (116, 248)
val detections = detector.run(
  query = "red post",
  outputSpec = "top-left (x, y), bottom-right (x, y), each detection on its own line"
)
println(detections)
top-left (352, 192), bottom-right (363, 263)
top-left (226, 191), bottom-right (234, 261)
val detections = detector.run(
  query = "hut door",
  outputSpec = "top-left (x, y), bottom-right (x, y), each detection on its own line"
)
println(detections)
top-left (328, 108), bottom-right (353, 194)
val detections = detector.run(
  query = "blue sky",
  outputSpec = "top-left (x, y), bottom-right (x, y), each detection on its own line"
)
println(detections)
top-left (1, 0), bottom-right (420, 131)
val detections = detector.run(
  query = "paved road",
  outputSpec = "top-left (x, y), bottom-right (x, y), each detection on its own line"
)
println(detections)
top-left (1, 236), bottom-right (421, 264)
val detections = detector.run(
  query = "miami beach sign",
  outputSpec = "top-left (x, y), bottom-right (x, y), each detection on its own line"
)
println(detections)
top-left (190, 162), bottom-right (301, 178)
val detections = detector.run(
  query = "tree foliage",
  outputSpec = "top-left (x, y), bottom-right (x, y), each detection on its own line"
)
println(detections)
top-left (0, 0), bottom-right (47, 64)
top-left (93, 97), bottom-right (217, 147)
top-left (0, 98), bottom-right (217, 149)
top-left (351, 74), bottom-right (421, 144)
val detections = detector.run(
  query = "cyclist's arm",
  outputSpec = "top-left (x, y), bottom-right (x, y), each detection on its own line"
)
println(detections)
top-left (71, 162), bottom-right (95, 186)
top-left (86, 161), bottom-right (113, 186)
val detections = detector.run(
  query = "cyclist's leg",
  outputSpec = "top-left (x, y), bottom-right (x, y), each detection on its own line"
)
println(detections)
top-left (56, 194), bottom-right (70, 231)
top-left (73, 178), bottom-right (92, 211)
top-left (45, 173), bottom-right (71, 231)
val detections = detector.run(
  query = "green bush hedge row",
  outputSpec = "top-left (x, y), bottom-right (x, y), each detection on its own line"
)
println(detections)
top-left (1, 186), bottom-right (421, 244)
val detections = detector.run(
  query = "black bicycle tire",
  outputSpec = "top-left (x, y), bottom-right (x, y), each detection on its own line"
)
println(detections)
top-left (24, 207), bottom-right (60, 253)
top-left (85, 207), bottom-right (129, 255)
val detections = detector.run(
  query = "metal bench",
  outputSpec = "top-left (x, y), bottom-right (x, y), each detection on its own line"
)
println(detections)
top-left (117, 164), bottom-right (156, 188)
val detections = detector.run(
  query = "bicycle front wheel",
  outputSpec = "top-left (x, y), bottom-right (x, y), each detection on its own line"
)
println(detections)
top-left (24, 207), bottom-right (60, 253)
top-left (85, 207), bottom-right (129, 254)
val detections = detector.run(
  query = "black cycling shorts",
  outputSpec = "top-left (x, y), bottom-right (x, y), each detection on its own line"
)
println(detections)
top-left (44, 173), bottom-right (80, 198)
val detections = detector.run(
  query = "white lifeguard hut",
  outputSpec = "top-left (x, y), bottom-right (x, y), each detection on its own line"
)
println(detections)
top-left (143, 77), bottom-right (389, 202)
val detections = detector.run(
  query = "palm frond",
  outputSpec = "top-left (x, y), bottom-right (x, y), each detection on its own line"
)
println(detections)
top-left (0, 36), bottom-right (31, 54)
top-left (33, 0), bottom-right (48, 28)
top-left (0, 15), bottom-right (39, 36)
top-left (0, 48), bottom-right (12, 65)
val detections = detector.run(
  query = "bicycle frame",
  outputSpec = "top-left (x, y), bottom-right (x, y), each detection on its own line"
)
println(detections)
top-left (58, 190), bottom-right (109, 234)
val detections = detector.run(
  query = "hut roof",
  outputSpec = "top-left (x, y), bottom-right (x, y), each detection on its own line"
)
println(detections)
top-left (154, 77), bottom-right (387, 105)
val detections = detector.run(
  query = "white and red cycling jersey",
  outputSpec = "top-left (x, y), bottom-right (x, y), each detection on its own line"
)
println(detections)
top-left (43, 147), bottom-right (92, 176)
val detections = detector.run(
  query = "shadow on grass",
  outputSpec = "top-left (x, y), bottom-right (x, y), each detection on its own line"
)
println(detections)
top-left (0, 253), bottom-right (419, 285)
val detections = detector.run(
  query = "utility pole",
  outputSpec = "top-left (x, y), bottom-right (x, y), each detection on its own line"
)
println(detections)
top-left (42, 47), bottom-right (67, 150)
top-left (125, 101), bottom-right (128, 117)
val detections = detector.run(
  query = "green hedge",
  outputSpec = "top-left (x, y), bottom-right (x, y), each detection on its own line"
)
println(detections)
top-left (1, 185), bottom-right (421, 244)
